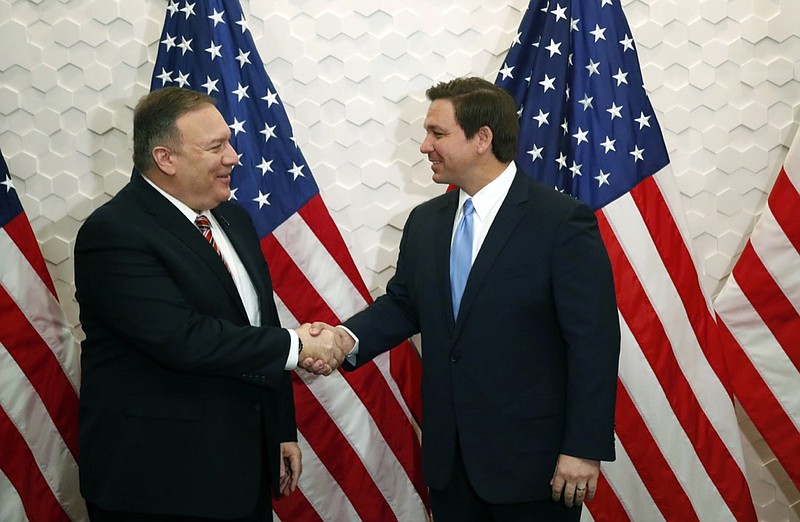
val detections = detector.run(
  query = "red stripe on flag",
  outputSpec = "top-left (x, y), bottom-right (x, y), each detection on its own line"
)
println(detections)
top-left (262, 235), bottom-right (428, 515)
top-left (299, 196), bottom-right (424, 428)
top-left (588, 470), bottom-right (631, 522)
top-left (629, 177), bottom-right (734, 396)
top-left (298, 195), bottom-right (372, 304)
top-left (718, 319), bottom-right (800, 490)
top-left (389, 341), bottom-right (423, 426)
top-left (340, 364), bottom-right (428, 509)
top-left (615, 380), bottom-right (697, 521)
top-left (293, 372), bottom-right (396, 520)
top-left (769, 168), bottom-right (800, 252)
top-left (732, 242), bottom-right (800, 370)
top-left (3, 213), bottom-right (58, 297)
top-left (260, 234), bottom-right (338, 322)
top-left (0, 287), bottom-right (79, 458)
top-left (0, 407), bottom-right (70, 522)
top-left (597, 209), bottom-right (756, 521)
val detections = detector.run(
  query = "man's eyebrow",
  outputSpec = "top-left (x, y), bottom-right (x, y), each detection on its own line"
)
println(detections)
top-left (206, 135), bottom-right (230, 147)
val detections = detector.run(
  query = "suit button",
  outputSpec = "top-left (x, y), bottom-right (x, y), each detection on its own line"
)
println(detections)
top-left (254, 403), bottom-right (261, 412)
top-left (450, 354), bottom-right (459, 363)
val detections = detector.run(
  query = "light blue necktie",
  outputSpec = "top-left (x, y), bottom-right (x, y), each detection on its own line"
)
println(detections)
top-left (450, 198), bottom-right (474, 318)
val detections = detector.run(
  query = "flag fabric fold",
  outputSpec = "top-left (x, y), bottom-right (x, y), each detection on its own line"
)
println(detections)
top-left (149, 1), bottom-right (427, 520)
top-left (715, 128), bottom-right (800, 491)
top-left (495, 1), bottom-right (757, 520)
top-left (0, 150), bottom-right (86, 521)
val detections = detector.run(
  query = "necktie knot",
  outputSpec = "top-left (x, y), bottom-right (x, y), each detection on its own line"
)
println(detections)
top-left (462, 198), bottom-right (474, 217)
top-left (195, 214), bottom-right (212, 231)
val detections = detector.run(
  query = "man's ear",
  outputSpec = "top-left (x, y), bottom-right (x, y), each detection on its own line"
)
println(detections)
top-left (475, 126), bottom-right (494, 155)
top-left (152, 146), bottom-right (176, 176)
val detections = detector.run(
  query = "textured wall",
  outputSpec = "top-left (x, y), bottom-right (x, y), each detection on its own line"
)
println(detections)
top-left (0, 0), bottom-right (798, 519)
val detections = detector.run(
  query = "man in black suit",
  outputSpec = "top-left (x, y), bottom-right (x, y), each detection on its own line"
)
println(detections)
top-left (310, 77), bottom-right (620, 521)
top-left (74, 87), bottom-right (343, 521)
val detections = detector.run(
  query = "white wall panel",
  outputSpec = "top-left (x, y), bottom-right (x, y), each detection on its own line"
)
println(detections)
top-left (1, 0), bottom-right (797, 519)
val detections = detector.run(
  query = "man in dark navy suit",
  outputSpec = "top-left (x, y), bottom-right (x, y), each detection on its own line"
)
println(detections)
top-left (311, 77), bottom-right (620, 521)
top-left (75, 87), bottom-right (343, 521)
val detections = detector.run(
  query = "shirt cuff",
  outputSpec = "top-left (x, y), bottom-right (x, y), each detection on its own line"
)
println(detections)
top-left (285, 329), bottom-right (299, 370)
top-left (336, 325), bottom-right (359, 365)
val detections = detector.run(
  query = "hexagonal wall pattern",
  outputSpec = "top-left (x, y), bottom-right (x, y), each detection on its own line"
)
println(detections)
top-left (1, 0), bottom-right (798, 520)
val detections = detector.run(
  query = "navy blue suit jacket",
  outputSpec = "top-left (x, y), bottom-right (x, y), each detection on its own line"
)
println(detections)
top-left (75, 173), bottom-right (295, 518)
top-left (344, 171), bottom-right (620, 503)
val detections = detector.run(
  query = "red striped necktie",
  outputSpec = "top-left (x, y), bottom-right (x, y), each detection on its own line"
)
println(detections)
top-left (194, 214), bottom-right (229, 271)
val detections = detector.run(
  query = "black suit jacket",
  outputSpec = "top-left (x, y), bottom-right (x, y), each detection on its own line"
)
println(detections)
top-left (74, 173), bottom-right (295, 518)
top-left (344, 171), bottom-right (620, 503)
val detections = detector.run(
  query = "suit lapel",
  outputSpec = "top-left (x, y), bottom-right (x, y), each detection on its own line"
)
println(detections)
top-left (435, 191), bottom-right (460, 331)
top-left (131, 175), bottom-right (248, 320)
top-left (454, 173), bottom-right (529, 333)
top-left (212, 205), bottom-right (275, 323)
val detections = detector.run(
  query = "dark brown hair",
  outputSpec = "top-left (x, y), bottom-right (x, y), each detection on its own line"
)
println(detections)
top-left (132, 87), bottom-right (216, 174)
top-left (426, 77), bottom-right (519, 162)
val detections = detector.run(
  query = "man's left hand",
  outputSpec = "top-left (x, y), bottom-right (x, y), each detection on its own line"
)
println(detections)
top-left (550, 454), bottom-right (600, 507)
top-left (279, 442), bottom-right (302, 496)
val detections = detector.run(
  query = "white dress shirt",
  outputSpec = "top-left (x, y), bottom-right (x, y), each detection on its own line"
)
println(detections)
top-left (452, 162), bottom-right (517, 262)
top-left (344, 162), bottom-right (518, 361)
top-left (142, 175), bottom-right (299, 368)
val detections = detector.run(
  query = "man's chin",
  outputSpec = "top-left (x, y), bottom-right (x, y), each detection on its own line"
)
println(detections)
top-left (213, 187), bottom-right (231, 205)
top-left (431, 172), bottom-right (449, 185)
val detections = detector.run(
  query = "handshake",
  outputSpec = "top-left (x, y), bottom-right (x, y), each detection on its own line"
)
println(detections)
top-left (294, 322), bottom-right (356, 376)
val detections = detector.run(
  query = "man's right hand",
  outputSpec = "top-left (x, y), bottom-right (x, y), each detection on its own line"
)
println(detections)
top-left (294, 323), bottom-right (345, 376)
top-left (296, 322), bottom-right (355, 375)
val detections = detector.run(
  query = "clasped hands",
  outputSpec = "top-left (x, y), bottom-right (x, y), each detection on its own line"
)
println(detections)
top-left (294, 322), bottom-right (355, 376)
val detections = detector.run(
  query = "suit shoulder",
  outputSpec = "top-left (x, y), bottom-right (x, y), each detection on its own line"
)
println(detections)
top-left (214, 200), bottom-right (255, 227)
top-left (80, 180), bottom-right (138, 229)
top-left (410, 190), bottom-right (455, 216)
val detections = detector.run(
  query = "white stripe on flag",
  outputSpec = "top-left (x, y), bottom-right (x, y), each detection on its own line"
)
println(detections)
top-left (272, 294), bottom-right (426, 522)
top-left (272, 215), bottom-right (422, 457)
top-left (604, 194), bottom-right (748, 465)
top-left (0, 469), bottom-right (28, 522)
top-left (371, 347), bottom-right (421, 436)
top-left (715, 277), bottom-right (800, 430)
top-left (615, 314), bottom-right (735, 520)
top-left (292, 431), bottom-right (357, 522)
top-left (272, 213), bottom-right (367, 319)
top-left (0, 230), bottom-right (80, 391)
top-left (0, 346), bottom-right (84, 522)
top-left (652, 169), bottom-right (709, 305)
top-left (273, 293), bottom-right (299, 329)
top-left (600, 432), bottom-right (663, 521)
top-left (297, 370), bottom-right (425, 519)
top-left (750, 206), bottom-right (800, 313)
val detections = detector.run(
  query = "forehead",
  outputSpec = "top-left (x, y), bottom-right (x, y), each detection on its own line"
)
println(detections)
top-left (424, 99), bottom-right (458, 129)
top-left (176, 104), bottom-right (229, 143)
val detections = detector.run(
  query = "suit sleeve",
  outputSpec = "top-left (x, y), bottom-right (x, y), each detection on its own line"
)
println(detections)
top-left (552, 203), bottom-right (620, 461)
top-left (75, 208), bottom-right (291, 388)
top-left (342, 209), bottom-right (421, 368)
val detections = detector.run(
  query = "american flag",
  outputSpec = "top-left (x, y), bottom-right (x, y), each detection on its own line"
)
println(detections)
top-left (0, 150), bottom-right (86, 520)
top-left (495, 1), bottom-right (758, 520)
top-left (150, 1), bottom-right (427, 520)
top-left (715, 128), bottom-right (800, 492)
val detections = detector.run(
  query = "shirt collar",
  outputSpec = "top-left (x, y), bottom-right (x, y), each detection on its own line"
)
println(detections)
top-left (457, 162), bottom-right (517, 220)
